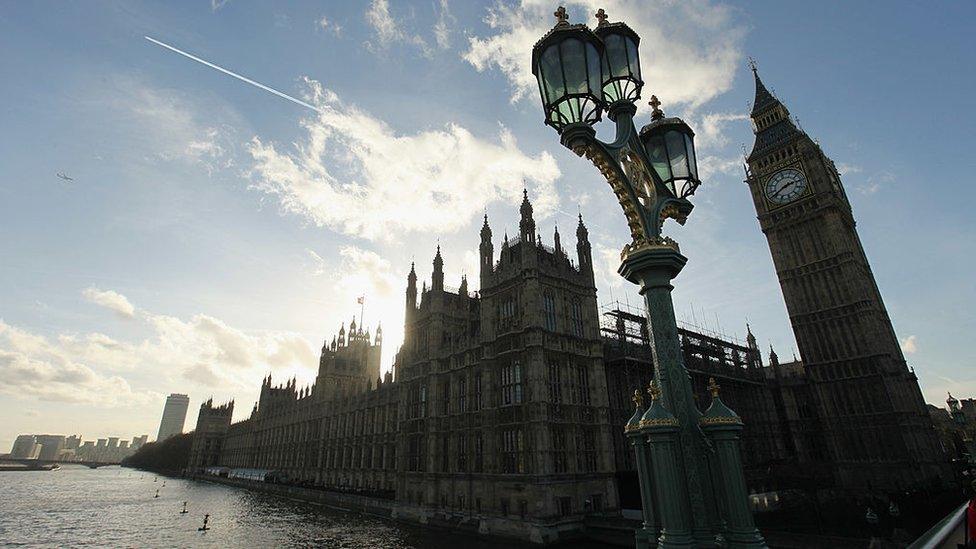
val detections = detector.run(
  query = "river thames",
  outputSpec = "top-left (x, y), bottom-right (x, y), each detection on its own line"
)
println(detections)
top-left (0, 465), bottom-right (572, 548)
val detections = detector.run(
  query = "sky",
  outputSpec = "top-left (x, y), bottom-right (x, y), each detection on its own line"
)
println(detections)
top-left (1, 0), bottom-right (974, 451)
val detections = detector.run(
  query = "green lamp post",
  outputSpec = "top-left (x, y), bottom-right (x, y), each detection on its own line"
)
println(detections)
top-left (532, 7), bottom-right (766, 548)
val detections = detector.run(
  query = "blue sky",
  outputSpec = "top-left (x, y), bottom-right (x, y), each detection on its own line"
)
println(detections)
top-left (1, 0), bottom-right (974, 450)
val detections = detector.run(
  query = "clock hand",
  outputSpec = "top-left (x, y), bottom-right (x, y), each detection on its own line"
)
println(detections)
top-left (771, 183), bottom-right (791, 198)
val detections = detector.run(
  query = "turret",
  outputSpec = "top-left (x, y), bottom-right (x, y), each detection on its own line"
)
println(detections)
top-left (431, 245), bottom-right (444, 292)
top-left (745, 323), bottom-right (761, 368)
top-left (519, 189), bottom-right (536, 243)
top-left (338, 323), bottom-right (346, 347)
top-left (459, 274), bottom-right (468, 296)
top-left (375, 323), bottom-right (383, 345)
top-left (768, 345), bottom-right (780, 367)
top-left (553, 224), bottom-right (562, 255)
top-left (576, 213), bottom-right (592, 278)
top-left (406, 262), bottom-right (417, 319)
top-left (480, 214), bottom-right (494, 284)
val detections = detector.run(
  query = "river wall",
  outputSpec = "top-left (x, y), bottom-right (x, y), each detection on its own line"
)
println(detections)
top-left (192, 475), bottom-right (621, 546)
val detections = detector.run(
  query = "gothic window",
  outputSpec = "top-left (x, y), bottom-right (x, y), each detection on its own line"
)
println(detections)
top-left (576, 429), bottom-right (597, 472)
top-left (441, 379), bottom-right (450, 415)
top-left (457, 435), bottom-right (467, 472)
top-left (419, 385), bottom-right (428, 418)
top-left (408, 434), bottom-right (425, 472)
top-left (570, 299), bottom-right (584, 337)
top-left (501, 361), bottom-right (523, 406)
top-left (543, 291), bottom-right (557, 331)
top-left (441, 434), bottom-right (450, 471)
top-left (576, 363), bottom-right (590, 406)
top-left (474, 433), bottom-right (484, 472)
top-left (474, 372), bottom-right (483, 410)
top-left (501, 428), bottom-right (525, 473)
top-left (458, 377), bottom-right (467, 413)
top-left (552, 428), bottom-right (567, 473)
top-left (548, 358), bottom-right (562, 403)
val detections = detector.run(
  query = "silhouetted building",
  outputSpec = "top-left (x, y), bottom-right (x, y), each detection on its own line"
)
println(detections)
top-left (157, 393), bottom-right (190, 442)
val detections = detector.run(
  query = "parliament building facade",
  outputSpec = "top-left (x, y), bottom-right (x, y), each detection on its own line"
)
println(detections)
top-left (189, 71), bottom-right (952, 542)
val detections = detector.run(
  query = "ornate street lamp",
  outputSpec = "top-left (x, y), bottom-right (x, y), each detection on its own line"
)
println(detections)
top-left (533, 7), bottom-right (765, 549)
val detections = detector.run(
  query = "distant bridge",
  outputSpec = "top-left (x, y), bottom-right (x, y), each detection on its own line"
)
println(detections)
top-left (1, 458), bottom-right (119, 469)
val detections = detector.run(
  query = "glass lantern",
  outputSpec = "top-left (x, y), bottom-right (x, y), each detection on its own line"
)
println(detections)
top-left (593, 18), bottom-right (642, 104)
top-left (640, 107), bottom-right (700, 199)
top-left (532, 22), bottom-right (605, 131)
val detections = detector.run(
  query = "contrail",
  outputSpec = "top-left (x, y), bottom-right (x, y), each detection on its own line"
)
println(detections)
top-left (144, 36), bottom-right (324, 114)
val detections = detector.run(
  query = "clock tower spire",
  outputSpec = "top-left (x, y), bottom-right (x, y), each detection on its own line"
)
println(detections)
top-left (744, 65), bottom-right (948, 491)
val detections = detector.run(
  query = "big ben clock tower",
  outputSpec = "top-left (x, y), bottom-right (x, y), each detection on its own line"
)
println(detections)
top-left (744, 64), bottom-right (948, 490)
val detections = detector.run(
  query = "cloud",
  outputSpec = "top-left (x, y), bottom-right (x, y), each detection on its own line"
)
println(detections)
top-left (0, 289), bottom-right (318, 407)
top-left (317, 16), bottom-right (343, 37)
top-left (836, 163), bottom-right (862, 175)
top-left (306, 249), bottom-right (327, 276)
top-left (335, 245), bottom-right (399, 298)
top-left (247, 78), bottom-right (561, 241)
top-left (82, 287), bottom-right (136, 318)
top-left (111, 77), bottom-right (236, 174)
top-left (0, 321), bottom-right (154, 406)
top-left (901, 334), bottom-right (918, 355)
top-left (364, 0), bottom-right (432, 56)
top-left (211, 0), bottom-right (230, 12)
top-left (433, 0), bottom-right (455, 49)
top-left (464, 0), bottom-right (745, 107)
top-left (857, 170), bottom-right (894, 196)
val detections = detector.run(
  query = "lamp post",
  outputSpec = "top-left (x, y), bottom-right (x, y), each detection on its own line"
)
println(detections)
top-left (532, 7), bottom-right (766, 548)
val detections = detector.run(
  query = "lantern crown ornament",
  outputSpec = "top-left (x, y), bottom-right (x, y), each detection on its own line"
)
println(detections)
top-left (531, 7), bottom-right (701, 257)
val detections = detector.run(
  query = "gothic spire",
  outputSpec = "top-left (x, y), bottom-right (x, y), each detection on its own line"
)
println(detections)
top-left (520, 188), bottom-right (536, 242)
top-left (432, 244), bottom-right (444, 291)
top-left (481, 213), bottom-right (491, 240)
top-left (576, 212), bottom-right (589, 241)
top-left (749, 59), bottom-right (777, 116)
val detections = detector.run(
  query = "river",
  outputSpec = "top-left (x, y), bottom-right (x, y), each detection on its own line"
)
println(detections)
top-left (0, 465), bottom-right (570, 548)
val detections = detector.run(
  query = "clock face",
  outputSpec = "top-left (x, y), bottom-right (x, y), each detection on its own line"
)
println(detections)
top-left (764, 168), bottom-right (808, 204)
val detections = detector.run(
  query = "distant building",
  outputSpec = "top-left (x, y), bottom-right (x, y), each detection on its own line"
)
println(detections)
top-left (156, 394), bottom-right (190, 442)
top-left (64, 435), bottom-right (81, 450)
top-left (34, 435), bottom-right (66, 461)
top-left (11, 435), bottom-right (39, 459)
top-left (107, 437), bottom-right (119, 449)
top-left (131, 435), bottom-right (148, 449)
top-left (119, 440), bottom-right (129, 449)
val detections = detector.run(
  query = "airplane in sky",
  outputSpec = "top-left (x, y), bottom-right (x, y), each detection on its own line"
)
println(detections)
top-left (56, 172), bottom-right (74, 182)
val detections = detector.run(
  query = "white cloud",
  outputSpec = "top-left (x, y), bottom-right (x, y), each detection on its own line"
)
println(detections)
top-left (857, 170), bottom-right (894, 196)
top-left (247, 78), bottom-right (561, 241)
top-left (82, 287), bottom-right (136, 318)
top-left (901, 334), bottom-right (918, 355)
top-left (0, 289), bottom-right (317, 408)
top-left (211, 0), bottom-right (230, 12)
top-left (0, 321), bottom-right (154, 406)
top-left (317, 16), bottom-right (343, 37)
top-left (695, 112), bottom-right (750, 151)
top-left (464, 0), bottom-right (745, 107)
top-left (365, 0), bottom-right (432, 56)
top-left (836, 162), bottom-right (862, 175)
top-left (112, 77), bottom-right (235, 174)
top-left (433, 0), bottom-right (455, 49)
top-left (306, 249), bottom-right (327, 276)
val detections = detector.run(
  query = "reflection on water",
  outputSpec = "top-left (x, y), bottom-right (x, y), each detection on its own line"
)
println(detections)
top-left (0, 466), bottom-right (549, 548)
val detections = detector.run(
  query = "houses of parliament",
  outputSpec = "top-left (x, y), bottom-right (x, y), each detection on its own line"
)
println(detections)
top-left (189, 69), bottom-right (952, 541)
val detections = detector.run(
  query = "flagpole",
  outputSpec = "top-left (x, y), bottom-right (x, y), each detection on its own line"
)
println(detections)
top-left (360, 296), bottom-right (365, 331)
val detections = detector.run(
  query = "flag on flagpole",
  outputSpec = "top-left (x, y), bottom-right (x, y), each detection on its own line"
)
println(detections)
top-left (357, 296), bottom-right (365, 305)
